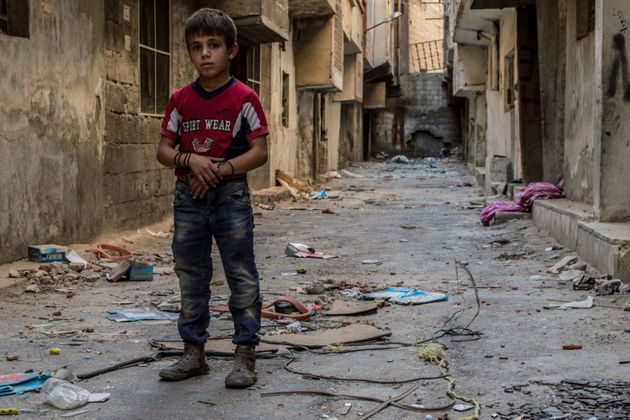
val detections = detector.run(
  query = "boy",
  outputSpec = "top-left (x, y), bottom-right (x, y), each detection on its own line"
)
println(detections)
top-left (156, 8), bottom-right (268, 389)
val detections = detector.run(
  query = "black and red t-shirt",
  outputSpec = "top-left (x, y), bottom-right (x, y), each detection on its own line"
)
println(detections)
top-left (160, 76), bottom-right (269, 173)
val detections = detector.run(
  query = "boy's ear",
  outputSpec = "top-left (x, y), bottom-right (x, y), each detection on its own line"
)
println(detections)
top-left (228, 43), bottom-right (239, 60)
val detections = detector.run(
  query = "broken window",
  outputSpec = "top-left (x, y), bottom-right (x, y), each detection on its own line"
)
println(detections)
top-left (281, 71), bottom-right (289, 127)
top-left (0, 0), bottom-right (29, 38)
top-left (576, 0), bottom-right (595, 40)
top-left (139, 0), bottom-right (170, 115)
top-left (246, 45), bottom-right (261, 96)
top-left (503, 49), bottom-right (515, 111)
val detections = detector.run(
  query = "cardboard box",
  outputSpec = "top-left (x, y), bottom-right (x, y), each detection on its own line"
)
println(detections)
top-left (27, 244), bottom-right (67, 263)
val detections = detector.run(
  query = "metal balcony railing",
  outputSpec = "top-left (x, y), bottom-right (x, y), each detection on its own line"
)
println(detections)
top-left (410, 39), bottom-right (445, 73)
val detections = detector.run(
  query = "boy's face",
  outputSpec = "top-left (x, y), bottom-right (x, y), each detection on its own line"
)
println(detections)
top-left (188, 33), bottom-right (238, 81)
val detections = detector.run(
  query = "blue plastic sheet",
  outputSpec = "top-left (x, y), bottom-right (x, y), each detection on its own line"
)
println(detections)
top-left (106, 308), bottom-right (179, 322)
top-left (362, 287), bottom-right (448, 305)
top-left (0, 373), bottom-right (52, 396)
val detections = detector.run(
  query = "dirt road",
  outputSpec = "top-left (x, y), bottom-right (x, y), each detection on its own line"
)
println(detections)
top-left (1, 160), bottom-right (628, 419)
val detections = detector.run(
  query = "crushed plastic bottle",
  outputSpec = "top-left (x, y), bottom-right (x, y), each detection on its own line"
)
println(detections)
top-left (40, 378), bottom-right (89, 410)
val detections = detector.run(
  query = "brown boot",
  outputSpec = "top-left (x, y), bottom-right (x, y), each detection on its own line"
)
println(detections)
top-left (159, 342), bottom-right (209, 381)
top-left (225, 345), bottom-right (257, 388)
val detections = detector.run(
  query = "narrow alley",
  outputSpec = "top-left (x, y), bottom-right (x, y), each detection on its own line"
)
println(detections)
top-left (1, 160), bottom-right (628, 419)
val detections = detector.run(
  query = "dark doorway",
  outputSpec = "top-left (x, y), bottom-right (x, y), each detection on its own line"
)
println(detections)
top-left (517, 5), bottom-right (543, 183)
top-left (362, 112), bottom-right (371, 161)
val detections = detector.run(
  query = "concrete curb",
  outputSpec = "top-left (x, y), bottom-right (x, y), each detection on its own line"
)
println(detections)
top-left (252, 186), bottom-right (292, 204)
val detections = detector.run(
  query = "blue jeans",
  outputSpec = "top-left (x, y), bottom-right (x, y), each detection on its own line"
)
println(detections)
top-left (171, 179), bottom-right (261, 346)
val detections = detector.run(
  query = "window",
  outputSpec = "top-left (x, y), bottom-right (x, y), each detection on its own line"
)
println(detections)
top-left (246, 46), bottom-right (261, 95)
top-left (139, 0), bottom-right (170, 114)
top-left (0, 0), bottom-right (29, 38)
top-left (503, 49), bottom-right (515, 111)
top-left (281, 71), bottom-right (289, 127)
top-left (576, 0), bottom-right (595, 40)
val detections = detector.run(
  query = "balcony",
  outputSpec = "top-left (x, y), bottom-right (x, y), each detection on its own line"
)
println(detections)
top-left (202, 0), bottom-right (289, 44)
top-left (288, 0), bottom-right (335, 18)
top-left (334, 53), bottom-right (363, 102)
top-left (295, 15), bottom-right (344, 91)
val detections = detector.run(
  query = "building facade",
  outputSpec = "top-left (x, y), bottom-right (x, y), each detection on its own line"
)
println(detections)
top-left (0, 0), bottom-right (372, 263)
top-left (447, 0), bottom-right (630, 281)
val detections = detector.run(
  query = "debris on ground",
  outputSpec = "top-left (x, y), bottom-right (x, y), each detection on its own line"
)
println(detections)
top-left (41, 378), bottom-right (90, 410)
top-left (141, 228), bottom-right (170, 238)
top-left (285, 243), bottom-right (337, 259)
top-left (323, 300), bottom-right (378, 316)
top-left (363, 287), bottom-right (448, 305)
top-left (262, 324), bottom-right (391, 348)
top-left (544, 295), bottom-right (593, 310)
top-left (86, 244), bottom-right (132, 261)
top-left (595, 278), bottom-right (624, 295)
top-left (0, 373), bottom-right (52, 396)
top-left (276, 170), bottom-right (314, 199)
top-left (562, 343), bottom-right (582, 350)
top-left (27, 244), bottom-right (67, 263)
top-left (256, 203), bottom-right (275, 210)
top-left (213, 296), bottom-right (314, 321)
top-left (546, 255), bottom-right (577, 274)
top-left (480, 182), bottom-right (565, 226)
top-left (390, 155), bottom-right (410, 164)
top-left (308, 190), bottom-right (327, 200)
top-left (340, 169), bottom-right (364, 178)
top-left (505, 380), bottom-right (630, 419)
top-left (106, 308), bottom-right (179, 322)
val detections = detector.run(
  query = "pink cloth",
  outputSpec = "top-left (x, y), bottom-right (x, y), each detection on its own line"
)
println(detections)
top-left (480, 182), bottom-right (565, 226)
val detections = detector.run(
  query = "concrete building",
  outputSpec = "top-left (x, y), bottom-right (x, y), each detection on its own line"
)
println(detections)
top-left (0, 0), bottom-right (369, 263)
top-left (447, 0), bottom-right (630, 282)
top-left (365, 0), bottom-right (461, 158)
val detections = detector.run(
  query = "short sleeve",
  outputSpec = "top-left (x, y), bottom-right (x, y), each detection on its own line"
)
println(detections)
top-left (241, 92), bottom-right (269, 142)
top-left (160, 94), bottom-right (181, 142)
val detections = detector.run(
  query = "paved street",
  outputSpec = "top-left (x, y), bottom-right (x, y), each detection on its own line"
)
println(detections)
top-left (1, 160), bottom-right (628, 419)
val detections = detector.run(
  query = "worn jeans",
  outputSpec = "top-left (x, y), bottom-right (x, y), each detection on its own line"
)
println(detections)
top-left (171, 179), bottom-right (261, 346)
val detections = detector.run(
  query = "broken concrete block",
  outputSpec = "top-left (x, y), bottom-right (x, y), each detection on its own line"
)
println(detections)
top-left (560, 270), bottom-right (585, 282)
top-left (547, 255), bottom-right (578, 274)
top-left (25, 284), bottom-right (41, 293)
top-left (8, 270), bottom-right (21, 278)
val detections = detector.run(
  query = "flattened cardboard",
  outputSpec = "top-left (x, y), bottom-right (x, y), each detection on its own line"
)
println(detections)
top-left (323, 300), bottom-right (379, 316)
top-left (262, 324), bottom-right (391, 348)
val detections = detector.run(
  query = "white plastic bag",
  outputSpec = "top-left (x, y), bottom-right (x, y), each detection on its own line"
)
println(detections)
top-left (41, 378), bottom-right (89, 410)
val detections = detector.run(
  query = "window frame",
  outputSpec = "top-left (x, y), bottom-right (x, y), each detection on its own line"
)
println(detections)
top-left (281, 71), bottom-right (289, 127)
top-left (246, 45), bottom-right (261, 96)
top-left (138, 0), bottom-right (171, 117)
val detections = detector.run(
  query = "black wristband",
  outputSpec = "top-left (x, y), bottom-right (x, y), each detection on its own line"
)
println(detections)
top-left (225, 160), bottom-right (235, 176)
top-left (173, 152), bottom-right (182, 168)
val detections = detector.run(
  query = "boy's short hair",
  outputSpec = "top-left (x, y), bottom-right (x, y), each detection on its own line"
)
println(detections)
top-left (185, 8), bottom-right (237, 49)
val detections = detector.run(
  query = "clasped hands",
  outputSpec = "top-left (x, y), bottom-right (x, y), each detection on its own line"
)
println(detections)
top-left (187, 154), bottom-right (229, 199)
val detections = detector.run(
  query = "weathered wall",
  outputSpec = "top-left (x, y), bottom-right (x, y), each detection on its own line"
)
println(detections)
top-left (266, 34), bottom-right (300, 185)
top-left (563, 0), bottom-right (595, 204)
top-left (0, 1), bottom-right (105, 263)
top-left (596, 0), bottom-right (630, 221)
top-left (536, 0), bottom-right (566, 184)
top-left (373, 111), bottom-right (396, 151)
top-left (365, 0), bottom-right (393, 69)
top-left (325, 95), bottom-right (341, 172)
top-left (102, 1), bottom-right (195, 232)
top-left (402, 73), bottom-right (460, 156)
top-left (485, 9), bottom-right (519, 185)
top-left (297, 91), bottom-right (315, 180)
top-left (340, 102), bottom-right (363, 162)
